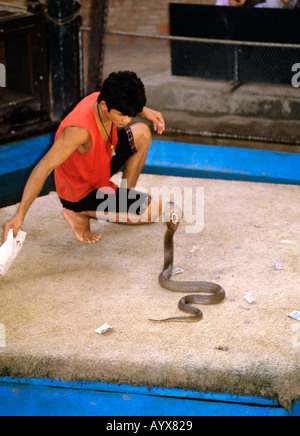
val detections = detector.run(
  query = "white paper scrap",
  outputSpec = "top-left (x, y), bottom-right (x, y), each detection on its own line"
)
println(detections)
top-left (95, 323), bottom-right (116, 335)
top-left (0, 229), bottom-right (27, 276)
top-left (287, 311), bottom-right (300, 321)
top-left (272, 260), bottom-right (283, 270)
top-left (172, 267), bottom-right (184, 276)
top-left (244, 294), bottom-right (256, 304)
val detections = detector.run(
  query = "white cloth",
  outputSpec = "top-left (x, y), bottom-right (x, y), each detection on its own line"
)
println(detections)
top-left (0, 229), bottom-right (26, 276)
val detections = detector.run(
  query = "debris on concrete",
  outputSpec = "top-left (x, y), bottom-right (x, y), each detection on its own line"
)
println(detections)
top-left (273, 260), bottom-right (283, 270)
top-left (95, 324), bottom-right (116, 335)
top-left (287, 311), bottom-right (300, 321)
top-left (244, 294), bottom-right (256, 304)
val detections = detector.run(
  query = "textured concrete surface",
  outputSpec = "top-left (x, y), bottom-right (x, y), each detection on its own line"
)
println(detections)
top-left (0, 173), bottom-right (299, 409)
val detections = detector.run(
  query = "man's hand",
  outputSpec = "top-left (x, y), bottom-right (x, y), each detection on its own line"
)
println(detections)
top-left (3, 214), bottom-right (24, 243)
top-left (140, 107), bottom-right (165, 135)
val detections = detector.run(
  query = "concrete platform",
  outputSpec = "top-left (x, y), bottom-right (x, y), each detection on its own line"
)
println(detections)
top-left (103, 40), bottom-right (300, 145)
top-left (143, 72), bottom-right (300, 143)
top-left (0, 172), bottom-right (299, 411)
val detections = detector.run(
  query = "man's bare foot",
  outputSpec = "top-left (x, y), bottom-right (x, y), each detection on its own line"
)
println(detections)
top-left (63, 209), bottom-right (102, 244)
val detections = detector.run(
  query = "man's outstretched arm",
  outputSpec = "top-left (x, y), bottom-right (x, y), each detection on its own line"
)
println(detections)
top-left (3, 127), bottom-right (90, 242)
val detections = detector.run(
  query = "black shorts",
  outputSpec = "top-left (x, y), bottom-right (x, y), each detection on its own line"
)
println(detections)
top-left (59, 127), bottom-right (152, 215)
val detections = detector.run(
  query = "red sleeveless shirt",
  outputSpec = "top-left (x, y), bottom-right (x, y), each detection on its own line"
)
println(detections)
top-left (54, 93), bottom-right (118, 203)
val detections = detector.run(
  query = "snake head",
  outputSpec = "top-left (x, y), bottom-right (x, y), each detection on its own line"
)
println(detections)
top-left (165, 202), bottom-right (183, 232)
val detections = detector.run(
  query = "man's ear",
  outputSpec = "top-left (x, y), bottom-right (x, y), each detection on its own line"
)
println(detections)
top-left (100, 100), bottom-right (109, 113)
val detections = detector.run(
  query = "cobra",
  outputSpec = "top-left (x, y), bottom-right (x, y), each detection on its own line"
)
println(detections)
top-left (150, 203), bottom-right (226, 322)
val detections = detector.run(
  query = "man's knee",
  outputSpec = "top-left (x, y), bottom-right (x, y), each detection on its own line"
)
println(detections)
top-left (131, 123), bottom-right (152, 151)
top-left (139, 197), bottom-right (162, 223)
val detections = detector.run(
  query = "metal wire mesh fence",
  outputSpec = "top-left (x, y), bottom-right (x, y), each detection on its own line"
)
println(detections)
top-left (170, 38), bottom-right (300, 85)
top-left (102, 30), bottom-right (300, 146)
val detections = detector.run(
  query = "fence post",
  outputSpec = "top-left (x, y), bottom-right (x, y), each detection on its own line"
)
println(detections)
top-left (47, 0), bottom-right (82, 120)
top-left (87, 0), bottom-right (110, 94)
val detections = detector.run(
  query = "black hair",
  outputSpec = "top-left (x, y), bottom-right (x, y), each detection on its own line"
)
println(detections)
top-left (97, 71), bottom-right (147, 117)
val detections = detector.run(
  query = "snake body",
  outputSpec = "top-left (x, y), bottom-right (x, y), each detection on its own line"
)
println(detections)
top-left (150, 204), bottom-right (226, 322)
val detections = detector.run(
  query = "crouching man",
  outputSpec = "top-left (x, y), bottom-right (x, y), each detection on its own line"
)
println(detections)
top-left (3, 71), bottom-right (165, 244)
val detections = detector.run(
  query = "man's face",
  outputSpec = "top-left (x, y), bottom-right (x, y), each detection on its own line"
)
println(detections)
top-left (108, 109), bottom-right (132, 128)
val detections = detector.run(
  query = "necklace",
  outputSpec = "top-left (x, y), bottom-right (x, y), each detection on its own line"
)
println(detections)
top-left (97, 103), bottom-right (116, 157)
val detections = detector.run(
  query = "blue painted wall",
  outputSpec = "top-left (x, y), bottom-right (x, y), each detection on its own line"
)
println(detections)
top-left (144, 141), bottom-right (300, 185)
top-left (1, 136), bottom-right (299, 209)
top-left (0, 134), bottom-right (55, 208)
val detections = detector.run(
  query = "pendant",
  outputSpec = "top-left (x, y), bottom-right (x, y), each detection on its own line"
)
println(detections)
top-left (111, 148), bottom-right (116, 157)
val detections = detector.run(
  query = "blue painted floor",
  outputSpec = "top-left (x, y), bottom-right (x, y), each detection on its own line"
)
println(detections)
top-left (0, 378), bottom-right (299, 417)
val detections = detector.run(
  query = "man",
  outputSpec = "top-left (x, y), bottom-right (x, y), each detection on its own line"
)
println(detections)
top-left (3, 71), bottom-right (165, 244)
